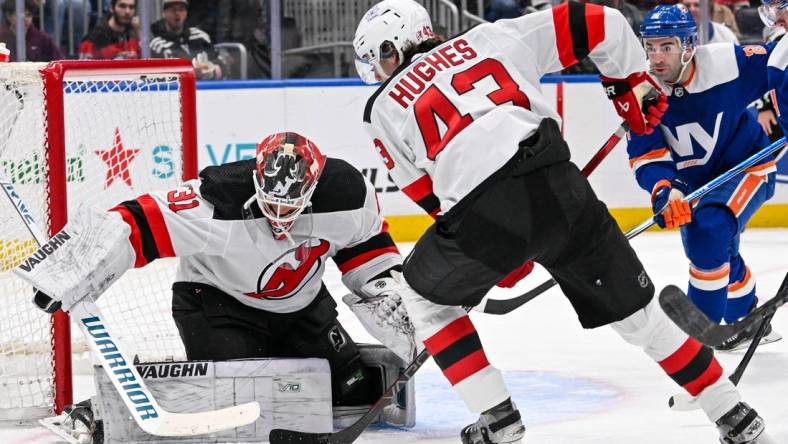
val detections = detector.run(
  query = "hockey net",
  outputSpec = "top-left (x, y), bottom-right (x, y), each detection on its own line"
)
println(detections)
top-left (0, 60), bottom-right (197, 421)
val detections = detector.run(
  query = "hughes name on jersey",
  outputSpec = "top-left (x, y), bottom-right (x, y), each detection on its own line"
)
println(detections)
top-left (363, 2), bottom-right (648, 215)
top-left (111, 158), bottom-right (400, 313)
top-left (629, 42), bottom-right (778, 194)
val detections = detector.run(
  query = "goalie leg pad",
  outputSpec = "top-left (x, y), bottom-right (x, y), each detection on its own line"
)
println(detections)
top-left (94, 359), bottom-right (332, 443)
top-left (333, 344), bottom-right (416, 429)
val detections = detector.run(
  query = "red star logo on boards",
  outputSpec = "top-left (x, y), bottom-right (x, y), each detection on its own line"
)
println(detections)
top-left (95, 127), bottom-right (141, 188)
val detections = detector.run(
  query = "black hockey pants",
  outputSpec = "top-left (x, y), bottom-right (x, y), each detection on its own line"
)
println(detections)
top-left (171, 282), bottom-right (380, 405)
top-left (403, 118), bottom-right (654, 328)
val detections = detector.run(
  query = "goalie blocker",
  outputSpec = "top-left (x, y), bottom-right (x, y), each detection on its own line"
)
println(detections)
top-left (74, 345), bottom-right (413, 443)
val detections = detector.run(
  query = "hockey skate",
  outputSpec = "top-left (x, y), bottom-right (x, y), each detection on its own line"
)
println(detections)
top-left (39, 399), bottom-right (103, 444)
top-left (716, 402), bottom-right (766, 443)
top-left (461, 398), bottom-right (525, 444)
top-left (715, 321), bottom-right (782, 352)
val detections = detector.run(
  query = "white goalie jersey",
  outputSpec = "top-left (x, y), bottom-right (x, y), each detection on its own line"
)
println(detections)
top-left (363, 2), bottom-right (648, 215)
top-left (17, 158), bottom-right (402, 314)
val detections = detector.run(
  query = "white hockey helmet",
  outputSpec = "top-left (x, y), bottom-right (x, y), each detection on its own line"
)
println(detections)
top-left (353, 0), bottom-right (434, 84)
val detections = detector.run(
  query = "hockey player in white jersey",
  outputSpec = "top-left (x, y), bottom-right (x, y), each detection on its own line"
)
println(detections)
top-left (14, 132), bottom-right (415, 436)
top-left (354, 0), bottom-right (770, 442)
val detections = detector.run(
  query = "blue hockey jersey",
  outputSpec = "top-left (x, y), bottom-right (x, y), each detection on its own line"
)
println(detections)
top-left (768, 36), bottom-right (788, 136)
top-left (628, 43), bottom-right (776, 195)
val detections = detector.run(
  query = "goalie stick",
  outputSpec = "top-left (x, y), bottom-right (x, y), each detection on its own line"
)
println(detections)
top-left (667, 310), bottom-right (776, 411)
top-left (659, 272), bottom-right (788, 348)
top-left (481, 136), bottom-right (787, 316)
top-left (0, 173), bottom-right (261, 436)
top-left (478, 121), bottom-right (629, 315)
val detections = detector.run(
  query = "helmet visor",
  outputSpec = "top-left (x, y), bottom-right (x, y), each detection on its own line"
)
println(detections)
top-left (759, 0), bottom-right (787, 26)
top-left (355, 56), bottom-right (379, 84)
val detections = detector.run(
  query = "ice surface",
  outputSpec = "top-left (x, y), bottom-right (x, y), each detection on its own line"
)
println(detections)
top-left (3, 229), bottom-right (787, 443)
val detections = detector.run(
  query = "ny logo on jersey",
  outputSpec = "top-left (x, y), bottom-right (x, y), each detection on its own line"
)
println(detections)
top-left (244, 238), bottom-right (330, 300)
top-left (661, 112), bottom-right (723, 169)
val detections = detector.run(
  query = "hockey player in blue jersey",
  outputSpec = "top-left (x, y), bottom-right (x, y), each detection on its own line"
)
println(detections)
top-left (628, 4), bottom-right (781, 351)
top-left (761, 0), bottom-right (788, 131)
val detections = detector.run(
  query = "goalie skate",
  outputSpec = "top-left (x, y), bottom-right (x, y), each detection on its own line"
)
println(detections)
top-left (39, 400), bottom-right (103, 444)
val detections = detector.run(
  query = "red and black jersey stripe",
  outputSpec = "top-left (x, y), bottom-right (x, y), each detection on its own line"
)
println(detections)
top-left (552, 1), bottom-right (606, 69)
top-left (333, 231), bottom-right (399, 274)
top-left (424, 316), bottom-right (490, 385)
top-left (659, 337), bottom-right (723, 396)
top-left (401, 174), bottom-right (441, 218)
top-left (110, 195), bottom-right (175, 268)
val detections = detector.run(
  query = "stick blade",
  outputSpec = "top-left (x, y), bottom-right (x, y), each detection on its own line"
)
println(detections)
top-left (269, 428), bottom-right (334, 444)
top-left (145, 401), bottom-right (261, 437)
top-left (658, 285), bottom-right (731, 346)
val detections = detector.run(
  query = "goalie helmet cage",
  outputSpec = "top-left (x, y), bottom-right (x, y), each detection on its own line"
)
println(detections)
top-left (0, 59), bottom-right (197, 422)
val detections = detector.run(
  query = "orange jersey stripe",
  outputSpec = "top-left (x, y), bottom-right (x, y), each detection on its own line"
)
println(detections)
top-left (630, 148), bottom-right (671, 169)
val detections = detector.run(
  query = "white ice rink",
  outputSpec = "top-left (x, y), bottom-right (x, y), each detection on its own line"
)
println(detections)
top-left (3, 228), bottom-right (788, 444)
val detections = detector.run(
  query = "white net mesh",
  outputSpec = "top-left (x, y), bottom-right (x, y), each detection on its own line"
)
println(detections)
top-left (0, 62), bottom-right (192, 420)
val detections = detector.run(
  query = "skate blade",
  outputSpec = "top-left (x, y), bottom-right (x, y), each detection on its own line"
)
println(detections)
top-left (717, 331), bottom-right (783, 353)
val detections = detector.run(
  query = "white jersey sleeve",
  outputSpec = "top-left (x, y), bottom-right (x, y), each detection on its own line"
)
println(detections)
top-left (331, 175), bottom-right (403, 295)
top-left (491, 3), bottom-right (647, 79)
top-left (109, 178), bottom-right (231, 267)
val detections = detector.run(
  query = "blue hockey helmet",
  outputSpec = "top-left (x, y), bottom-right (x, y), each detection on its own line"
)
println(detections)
top-left (640, 5), bottom-right (698, 49)
top-left (759, 0), bottom-right (788, 27)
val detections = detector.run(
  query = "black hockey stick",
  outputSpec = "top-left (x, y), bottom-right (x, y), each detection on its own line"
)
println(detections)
top-left (659, 272), bottom-right (788, 348)
top-left (481, 136), bottom-right (787, 316)
top-left (667, 310), bottom-right (776, 410)
top-left (479, 122), bottom-right (629, 315)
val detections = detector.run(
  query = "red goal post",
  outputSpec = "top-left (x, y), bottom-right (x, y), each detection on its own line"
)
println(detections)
top-left (0, 59), bottom-right (198, 421)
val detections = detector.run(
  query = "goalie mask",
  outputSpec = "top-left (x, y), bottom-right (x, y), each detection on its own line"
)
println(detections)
top-left (251, 132), bottom-right (326, 240)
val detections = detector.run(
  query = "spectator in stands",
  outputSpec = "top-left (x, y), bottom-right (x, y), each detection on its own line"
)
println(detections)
top-left (45, 0), bottom-right (91, 52)
top-left (79, 0), bottom-right (140, 59)
top-left (217, 0), bottom-right (271, 78)
top-left (715, 0), bottom-right (749, 13)
top-left (0, 0), bottom-right (62, 62)
top-left (150, 0), bottom-right (225, 80)
top-left (183, 0), bottom-right (218, 42)
top-left (682, 0), bottom-right (740, 43)
top-left (485, 0), bottom-right (523, 21)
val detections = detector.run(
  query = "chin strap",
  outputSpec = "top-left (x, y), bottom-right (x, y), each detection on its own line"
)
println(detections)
top-left (666, 48), bottom-right (696, 87)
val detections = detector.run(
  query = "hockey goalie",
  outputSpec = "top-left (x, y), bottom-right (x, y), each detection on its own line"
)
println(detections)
top-left (13, 132), bottom-right (417, 443)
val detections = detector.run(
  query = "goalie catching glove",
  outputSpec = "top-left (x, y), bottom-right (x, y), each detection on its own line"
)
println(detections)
top-left (343, 272), bottom-right (418, 363)
top-left (15, 204), bottom-right (135, 314)
top-left (600, 71), bottom-right (668, 135)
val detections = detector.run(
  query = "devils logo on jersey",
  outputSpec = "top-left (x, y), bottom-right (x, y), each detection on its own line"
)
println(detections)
top-left (244, 238), bottom-right (331, 300)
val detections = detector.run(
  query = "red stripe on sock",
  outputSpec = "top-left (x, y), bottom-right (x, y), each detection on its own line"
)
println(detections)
top-left (109, 205), bottom-right (147, 268)
top-left (659, 337), bottom-right (702, 374)
top-left (684, 357), bottom-right (723, 397)
top-left (442, 349), bottom-right (490, 385)
top-left (423, 316), bottom-right (476, 355)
